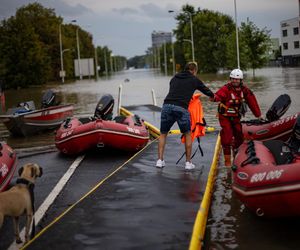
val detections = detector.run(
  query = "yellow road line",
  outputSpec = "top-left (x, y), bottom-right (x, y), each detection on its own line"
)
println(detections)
top-left (189, 133), bottom-right (221, 250)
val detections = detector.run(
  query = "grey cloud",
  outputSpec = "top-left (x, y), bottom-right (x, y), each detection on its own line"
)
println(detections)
top-left (112, 7), bottom-right (138, 15)
top-left (0, 0), bottom-right (32, 17)
top-left (110, 3), bottom-right (176, 19)
top-left (0, 0), bottom-right (92, 20)
top-left (139, 3), bottom-right (168, 17)
top-left (50, 1), bottom-right (91, 17)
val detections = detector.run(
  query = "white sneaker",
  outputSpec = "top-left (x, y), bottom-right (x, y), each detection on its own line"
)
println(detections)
top-left (185, 161), bottom-right (195, 170)
top-left (156, 159), bottom-right (165, 168)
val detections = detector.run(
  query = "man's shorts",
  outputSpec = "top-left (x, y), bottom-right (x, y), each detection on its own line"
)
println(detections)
top-left (160, 104), bottom-right (191, 134)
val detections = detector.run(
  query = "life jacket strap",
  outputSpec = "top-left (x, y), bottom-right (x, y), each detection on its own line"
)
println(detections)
top-left (176, 137), bottom-right (204, 164)
top-left (218, 102), bottom-right (239, 116)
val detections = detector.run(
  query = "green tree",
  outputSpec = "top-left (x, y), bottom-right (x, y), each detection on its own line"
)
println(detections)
top-left (239, 20), bottom-right (271, 75)
top-left (172, 5), bottom-right (197, 68)
top-left (172, 4), bottom-right (235, 73)
top-left (127, 55), bottom-right (147, 69)
top-left (0, 3), bottom-right (110, 88)
top-left (0, 3), bottom-right (60, 88)
top-left (95, 46), bottom-right (109, 75)
top-left (225, 31), bottom-right (249, 70)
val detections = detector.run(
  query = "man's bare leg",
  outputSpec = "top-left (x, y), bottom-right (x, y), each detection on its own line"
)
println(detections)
top-left (184, 132), bottom-right (192, 162)
top-left (158, 133), bottom-right (167, 160)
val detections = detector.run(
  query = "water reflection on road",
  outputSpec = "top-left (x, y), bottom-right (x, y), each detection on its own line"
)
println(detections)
top-left (0, 67), bottom-right (300, 249)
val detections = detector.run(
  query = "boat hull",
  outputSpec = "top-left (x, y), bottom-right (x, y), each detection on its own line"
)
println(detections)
top-left (0, 104), bottom-right (74, 136)
top-left (0, 142), bottom-right (17, 192)
top-left (55, 116), bottom-right (149, 155)
top-left (242, 112), bottom-right (299, 141)
top-left (232, 140), bottom-right (300, 217)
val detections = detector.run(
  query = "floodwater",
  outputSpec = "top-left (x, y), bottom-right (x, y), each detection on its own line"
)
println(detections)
top-left (1, 67), bottom-right (299, 149)
top-left (0, 67), bottom-right (300, 249)
top-left (205, 68), bottom-right (300, 250)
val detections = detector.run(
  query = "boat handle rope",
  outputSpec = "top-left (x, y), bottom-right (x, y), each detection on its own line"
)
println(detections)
top-left (245, 140), bottom-right (254, 154)
top-left (241, 119), bottom-right (268, 125)
top-left (133, 114), bottom-right (143, 126)
top-left (63, 117), bottom-right (72, 128)
top-left (241, 140), bottom-right (260, 167)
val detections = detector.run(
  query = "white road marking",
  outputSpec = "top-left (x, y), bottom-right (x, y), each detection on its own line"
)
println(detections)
top-left (8, 154), bottom-right (85, 250)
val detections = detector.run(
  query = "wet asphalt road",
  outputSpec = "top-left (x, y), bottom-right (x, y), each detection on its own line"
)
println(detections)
top-left (0, 149), bottom-right (76, 250)
top-left (0, 147), bottom-right (133, 250)
top-left (18, 133), bottom-right (218, 250)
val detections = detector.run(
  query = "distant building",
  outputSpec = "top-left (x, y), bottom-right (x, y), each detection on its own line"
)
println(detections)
top-left (151, 31), bottom-right (172, 48)
top-left (280, 16), bottom-right (300, 66)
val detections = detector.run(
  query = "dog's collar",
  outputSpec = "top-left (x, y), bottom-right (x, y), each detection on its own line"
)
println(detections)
top-left (16, 178), bottom-right (35, 188)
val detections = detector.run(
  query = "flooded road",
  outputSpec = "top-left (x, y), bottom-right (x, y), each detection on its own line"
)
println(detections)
top-left (2, 67), bottom-right (299, 149)
top-left (0, 67), bottom-right (299, 249)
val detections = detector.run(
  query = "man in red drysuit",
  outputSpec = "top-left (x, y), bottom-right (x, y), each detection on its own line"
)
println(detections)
top-left (212, 69), bottom-right (262, 166)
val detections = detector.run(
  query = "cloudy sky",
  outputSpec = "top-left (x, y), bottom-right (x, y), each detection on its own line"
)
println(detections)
top-left (0, 0), bottom-right (298, 58)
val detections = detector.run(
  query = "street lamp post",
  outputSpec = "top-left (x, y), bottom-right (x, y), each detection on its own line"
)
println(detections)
top-left (157, 47), bottom-right (161, 70)
top-left (168, 10), bottom-right (195, 62)
top-left (59, 24), bottom-right (71, 83)
top-left (75, 27), bottom-right (83, 80)
top-left (110, 53), bottom-right (114, 73)
top-left (94, 47), bottom-right (99, 80)
top-left (61, 48), bottom-right (71, 81)
top-left (163, 41), bottom-right (167, 76)
top-left (183, 38), bottom-right (194, 53)
top-left (71, 20), bottom-right (83, 80)
top-left (104, 49), bottom-right (108, 76)
top-left (114, 56), bottom-right (117, 72)
top-left (171, 41), bottom-right (175, 74)
top-left (187, 12), bottom-right (195, 62)
top-left (59, 24), bottom-right (65, 83)
top-left (234, 0), bottom-right (240, 69)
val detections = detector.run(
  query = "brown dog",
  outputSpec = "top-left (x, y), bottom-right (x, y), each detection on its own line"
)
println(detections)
top-left (0, 163), bottom-right (42, 244)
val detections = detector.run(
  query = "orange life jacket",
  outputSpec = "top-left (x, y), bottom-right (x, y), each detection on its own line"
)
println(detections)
top-left (181, 93), bottom-right (206, 143)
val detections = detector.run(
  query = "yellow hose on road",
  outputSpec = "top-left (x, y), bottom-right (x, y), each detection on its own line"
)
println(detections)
top-left (189, 134), bottom-right (221, 250)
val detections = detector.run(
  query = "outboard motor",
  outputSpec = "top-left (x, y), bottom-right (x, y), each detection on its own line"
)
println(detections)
top-left (41, 89), bottom-right (58, 108)
top-left (288, 115), bottom-right (300, 153)
top-left (266, 94), bottom-right (291, 122)
top-left (94, 94), bottom-right (114, 120)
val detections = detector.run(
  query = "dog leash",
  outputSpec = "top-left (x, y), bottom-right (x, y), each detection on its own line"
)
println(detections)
top-left (16, 178), bottom-right (35, 238)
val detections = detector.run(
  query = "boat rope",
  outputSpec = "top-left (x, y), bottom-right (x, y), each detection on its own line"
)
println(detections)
top-left (241, 140), bottom-right (260, 167)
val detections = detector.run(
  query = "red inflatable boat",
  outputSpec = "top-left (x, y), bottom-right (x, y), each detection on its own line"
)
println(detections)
top-left (0, 142), bottom-right (17, 192)
top-left (232, 137), bottom-right (300, 217)
top-left (242, 112), bottom-right (299, 141)
top-left (55, 115), bottom-right (149, 155)
top-left (242, 94), bottom-right (299, 141)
